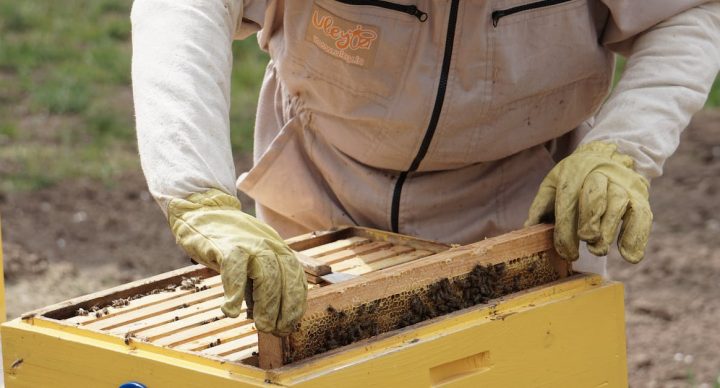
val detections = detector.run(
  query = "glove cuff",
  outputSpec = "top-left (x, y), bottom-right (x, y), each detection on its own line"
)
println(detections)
top-left (167, 189), bottom-right (242, 225)
top-left (576, 141), bottom-right (647, 186)
top-left (575, 141), bottom-right (618, 156)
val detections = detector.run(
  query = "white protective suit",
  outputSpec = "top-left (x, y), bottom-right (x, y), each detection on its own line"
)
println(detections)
top-left (132, 1), bottom-right (720, 274)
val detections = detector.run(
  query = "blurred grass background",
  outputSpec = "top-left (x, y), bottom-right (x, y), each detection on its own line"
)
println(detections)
top-left (0, 0), bottom-right (267, 193)
top-left (0, 0), bottom-right (718, 193)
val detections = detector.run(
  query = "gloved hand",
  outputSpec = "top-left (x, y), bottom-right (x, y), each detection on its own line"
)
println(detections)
top-left (525, 142), bottom-right (653, 264)
top-left (167, 189), bottom-right (307, 336)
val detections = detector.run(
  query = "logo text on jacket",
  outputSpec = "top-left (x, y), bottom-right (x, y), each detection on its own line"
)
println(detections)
top-left (305, 4), bottom-right (379, 67)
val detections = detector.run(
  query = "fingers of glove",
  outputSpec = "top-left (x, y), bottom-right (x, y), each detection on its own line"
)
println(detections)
top-left (587, 182), bottom-right (629, 256)
top-left (246, 251), bottom-right (283, 334)
top-left (244, 279), bottom-right (254, 319)
top-left (577, 171), bottom-right (608, 243)
top-left (554, 224), bottom-right (580, 261)
top-left (525, 185), bottom-right (557, 227)
top-left (618, 199), bottom-right (653, 264)
top-left (219, 249), bottom-right (250, 319)
top-left (553, 179), bottom-right (583, 261)
top-left (272, 251), bottom-right (308, 336)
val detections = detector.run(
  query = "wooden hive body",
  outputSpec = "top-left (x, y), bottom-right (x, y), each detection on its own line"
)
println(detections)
top-left (2, 225), bottom-right (628, 387)
top-left (259, 225), bottom-right (571, 367)
top-left (20, 227), bottom-right (453, 367)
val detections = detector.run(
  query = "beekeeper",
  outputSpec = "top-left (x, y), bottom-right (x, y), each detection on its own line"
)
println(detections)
top-left (131, 1), bottom-right (720, 335)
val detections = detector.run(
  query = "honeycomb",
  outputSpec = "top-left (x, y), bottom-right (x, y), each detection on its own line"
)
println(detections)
top-left (281, 251), bottom-right (559, 363)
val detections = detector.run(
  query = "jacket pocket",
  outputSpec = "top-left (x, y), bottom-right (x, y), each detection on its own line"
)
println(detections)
top-left (236, 116), bottom-right (352, 231)
top-left (488, 0), bottom-right (612, 109)
top-left (491, 0), bottom-right (574, 27)
top-left (280, 0), bottom-right (423, 100)
top-left (333, 0), bottom-right (427, 21)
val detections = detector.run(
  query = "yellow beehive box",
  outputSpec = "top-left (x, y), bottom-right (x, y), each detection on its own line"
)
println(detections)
top-left (1, 226), bottom-right (628, 387)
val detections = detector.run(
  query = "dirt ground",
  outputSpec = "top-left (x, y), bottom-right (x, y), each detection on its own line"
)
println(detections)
top-left (607, 110), bottom-right (720, 387)
top-left (1, 111), bottom-right (718, 387)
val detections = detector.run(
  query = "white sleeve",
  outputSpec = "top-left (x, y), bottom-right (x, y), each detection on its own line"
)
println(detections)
top-left (131, 0), bottom-right (245, 213)
top-left (582, 2), bottom-right (720, 179)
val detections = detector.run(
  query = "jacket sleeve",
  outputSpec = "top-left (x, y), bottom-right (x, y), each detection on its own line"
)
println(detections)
top-left (581, 2), bottom-right (720, 179)
top-left (131, 0), bottom-right (259, 213)
top-left (599, 0), bottom-right (711, 55)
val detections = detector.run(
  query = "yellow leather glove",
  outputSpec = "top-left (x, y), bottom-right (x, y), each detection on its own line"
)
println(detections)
top-left (525, 142), bottom-right (653, 264)
top-left (167, 189), bottom-right (307, 335)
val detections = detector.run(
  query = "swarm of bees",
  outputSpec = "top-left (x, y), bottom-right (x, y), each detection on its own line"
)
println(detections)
top-left (74, 279), bottom-right (196, 319)
top-left (311, 302), bottom-right (381, 355)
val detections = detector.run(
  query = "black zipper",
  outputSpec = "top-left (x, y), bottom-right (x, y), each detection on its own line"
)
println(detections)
top-left (335, 0), bottom-right (428, 22)
top-left (491, 0), bottom-right (573, 27)
top-left (390, 0), bottom-right (459, 233)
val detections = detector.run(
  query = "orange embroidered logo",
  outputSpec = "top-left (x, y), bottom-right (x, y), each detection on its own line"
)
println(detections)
top-left (311, 10), bottom-right (378, 51)
top-left (305, 4), bottom-right (380, 67)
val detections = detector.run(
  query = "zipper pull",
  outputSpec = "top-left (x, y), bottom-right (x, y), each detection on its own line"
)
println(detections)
top-left (407, 5), bottom-right (428, 22)
top-left (491, 11), bottom-right (505, 27)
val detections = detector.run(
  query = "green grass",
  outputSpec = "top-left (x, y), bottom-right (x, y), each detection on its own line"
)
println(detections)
top-left (230, 39), bottom-right (270, 154)
top-left (0, 0), bottom-right (267, 192)
top-left (0, 1), bottom-right (716, 192)
top-left (0, 144), bottom-right (137, 192)
top-left (706, 77), bottom-right (720, 108)
top-left (0, 0), bottom-right (137, 191)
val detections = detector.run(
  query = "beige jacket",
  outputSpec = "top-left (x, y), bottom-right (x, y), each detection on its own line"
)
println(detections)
top-left (132, 0), bottom-right (720, 244)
